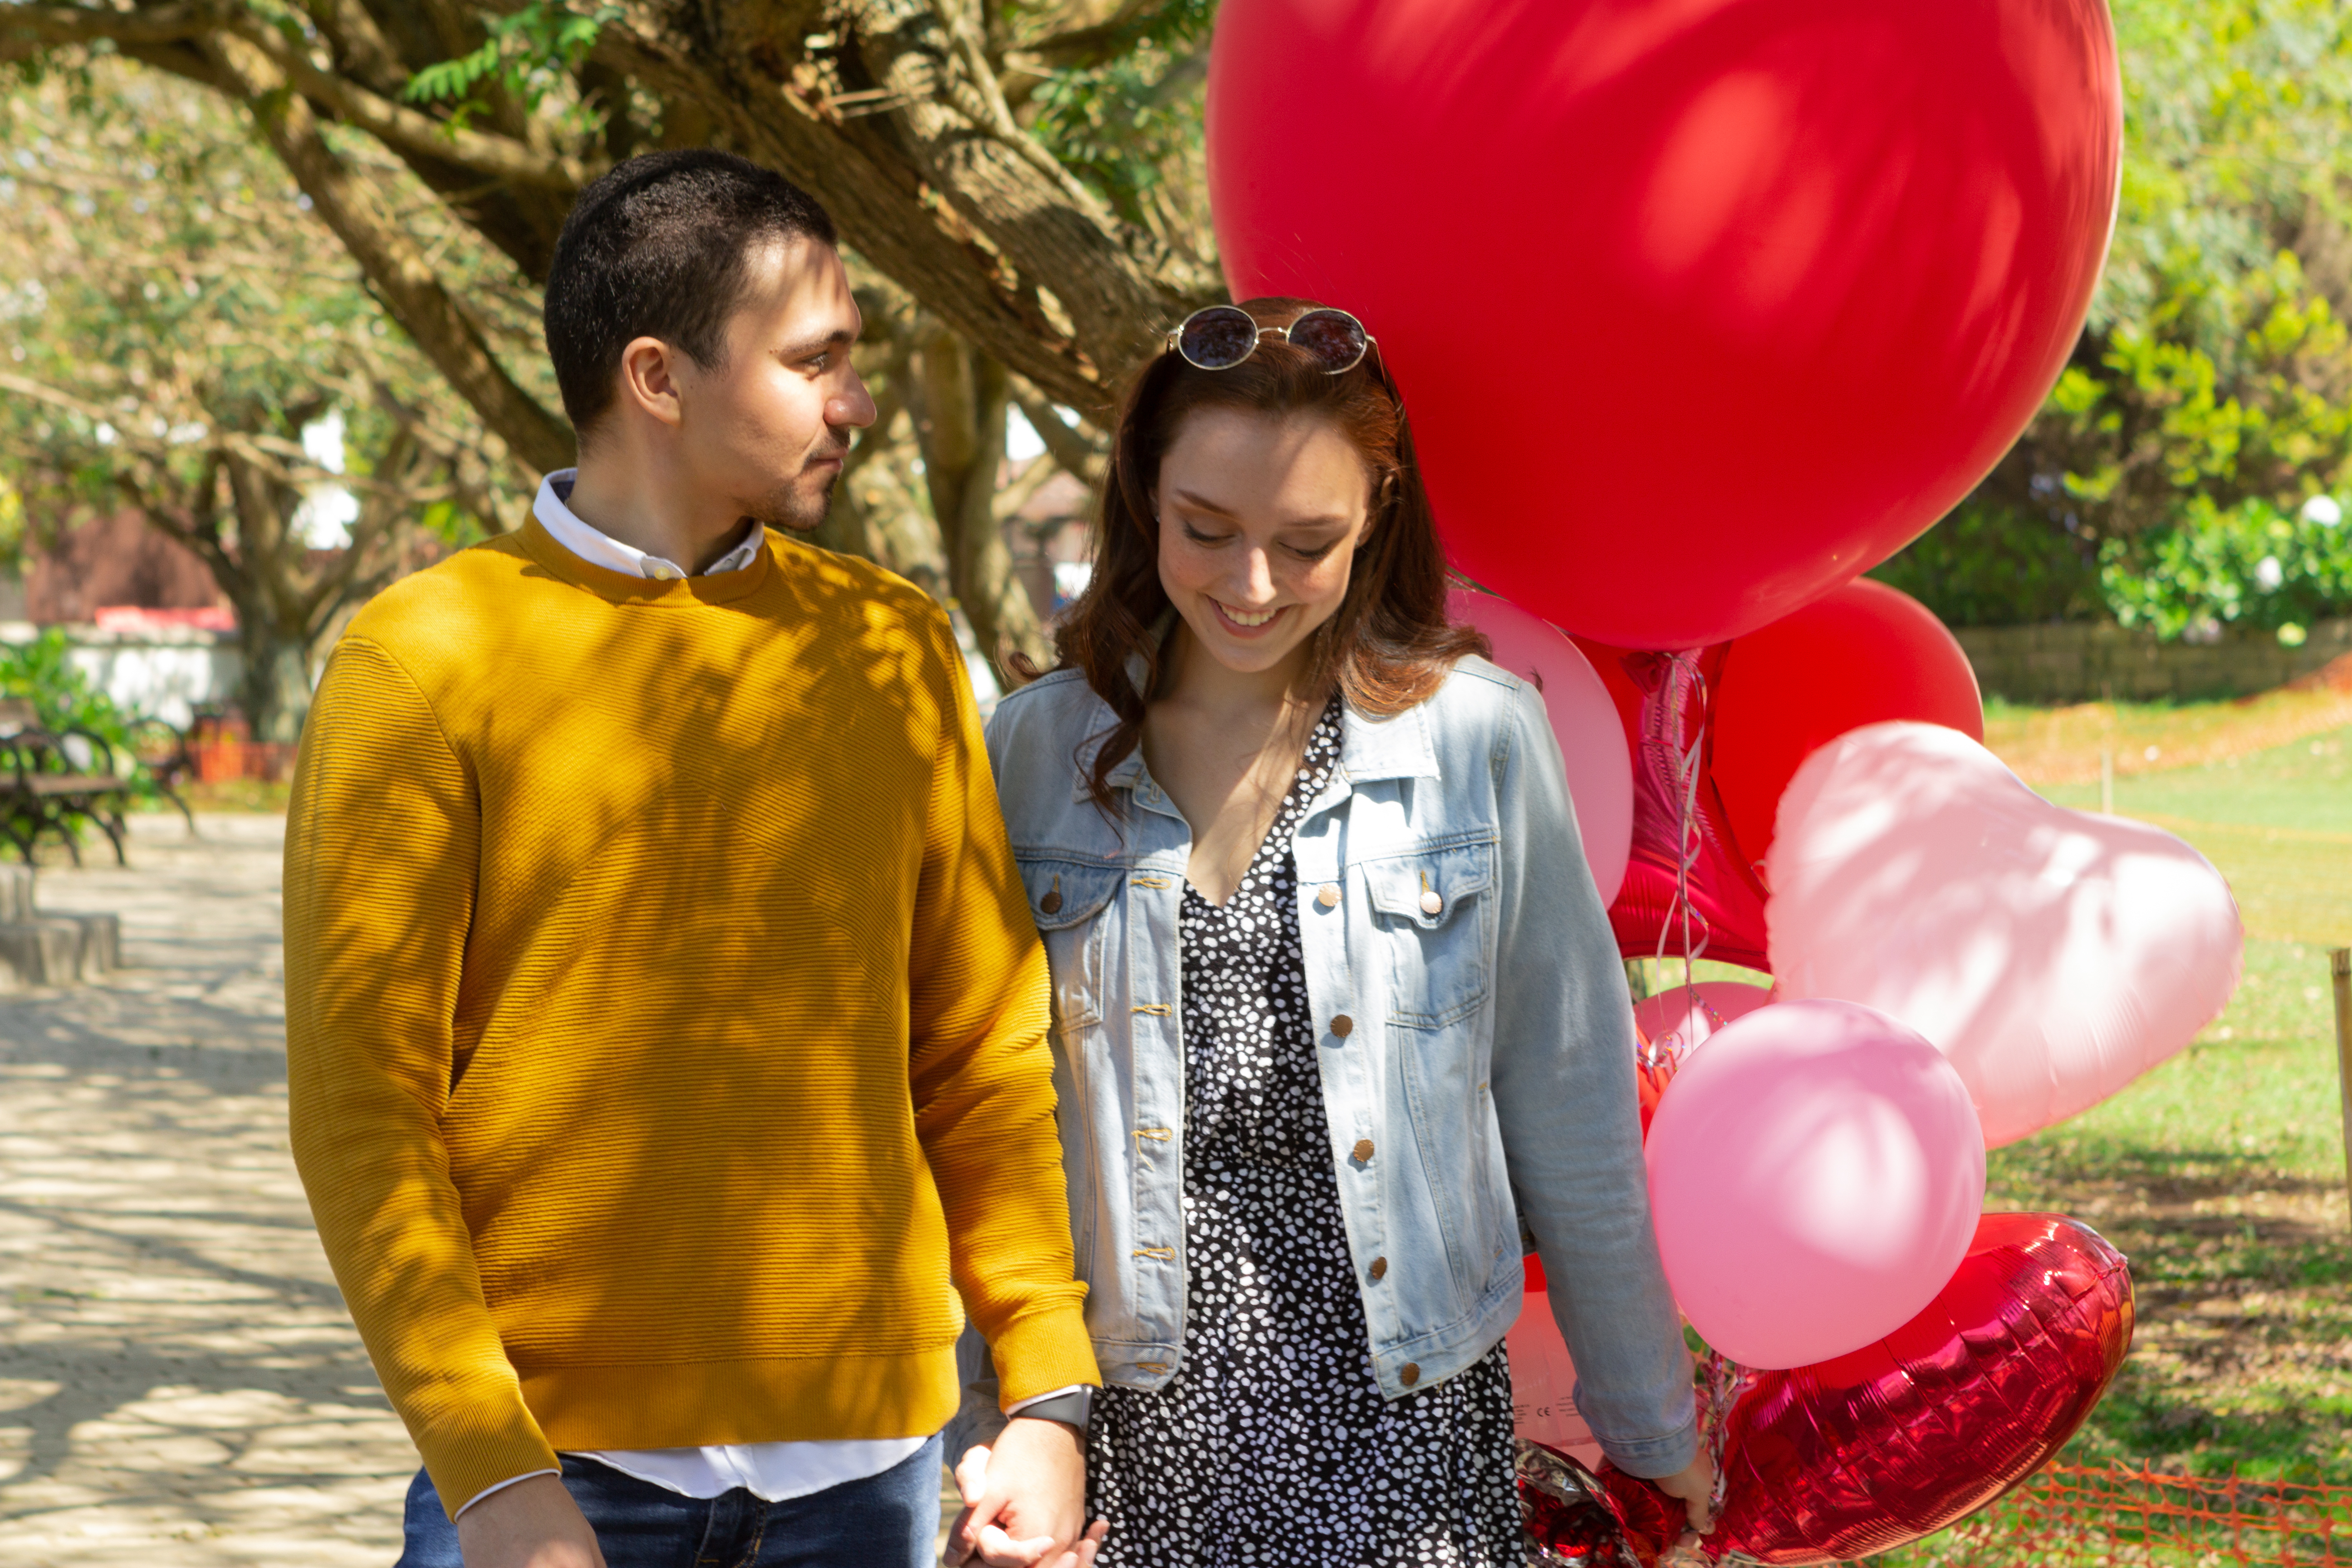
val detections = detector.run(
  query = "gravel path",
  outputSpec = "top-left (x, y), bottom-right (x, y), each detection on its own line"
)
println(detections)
top-left (0, 815), bottom-right (963, 1565)
top-left (0, 814), bottom-right (408, 1566)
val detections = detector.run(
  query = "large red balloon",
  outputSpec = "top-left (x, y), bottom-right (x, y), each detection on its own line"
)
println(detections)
top-left (1711, 580), bottom-right (1984, 862)
top-left (1208, 0), bottom-right (2121, 648)
top-left (1705, 1213), bottom-right (2132, 1563)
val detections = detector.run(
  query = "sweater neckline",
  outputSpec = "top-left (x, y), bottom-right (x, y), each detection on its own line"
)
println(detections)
top-left (513, 514), bottom-right (779, 607)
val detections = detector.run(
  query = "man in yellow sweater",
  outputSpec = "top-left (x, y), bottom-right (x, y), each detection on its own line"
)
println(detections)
top-left (284, 151), bottom-right (1101, 1568)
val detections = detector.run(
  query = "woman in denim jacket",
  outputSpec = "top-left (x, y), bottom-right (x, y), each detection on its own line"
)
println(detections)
top-left (947, 299), bottom-right (1711, 1568)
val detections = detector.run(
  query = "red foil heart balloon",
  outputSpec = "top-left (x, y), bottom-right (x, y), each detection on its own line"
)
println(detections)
top-left (1706, 1213), bottom-right (2133, 1563)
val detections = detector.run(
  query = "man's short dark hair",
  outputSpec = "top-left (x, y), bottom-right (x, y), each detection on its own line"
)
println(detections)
top-left (543, 150), bottom-right (838, 439)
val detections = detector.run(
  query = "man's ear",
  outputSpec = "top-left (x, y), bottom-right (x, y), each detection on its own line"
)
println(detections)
top-left (615, 336), bottom-right (686, 431)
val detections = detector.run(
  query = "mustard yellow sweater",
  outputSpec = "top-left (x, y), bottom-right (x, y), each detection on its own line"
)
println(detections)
top-left (282, 519), bottom-right (1095, 1514)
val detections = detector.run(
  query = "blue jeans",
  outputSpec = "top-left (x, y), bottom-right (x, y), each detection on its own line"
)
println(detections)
top-left (395, 1436), bottom-right (944, 1568)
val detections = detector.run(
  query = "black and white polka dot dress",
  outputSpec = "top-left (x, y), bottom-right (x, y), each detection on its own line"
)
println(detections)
top-left (1088, 698), bottom-right (1524, 1568)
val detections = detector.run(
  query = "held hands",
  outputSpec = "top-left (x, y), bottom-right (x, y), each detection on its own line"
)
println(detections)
top-left (946, 1417), bottom-right (1108, 1568)
top-left (453, 1474), bottom-right (607, 1568)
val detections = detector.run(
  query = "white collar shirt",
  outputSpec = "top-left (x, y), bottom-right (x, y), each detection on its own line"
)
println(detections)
top-left (532, 469), bottom-right (767, 582)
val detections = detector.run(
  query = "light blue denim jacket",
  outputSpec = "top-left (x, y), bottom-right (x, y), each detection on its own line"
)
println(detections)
top-left (954, 655), bottom-right (1698, 1478)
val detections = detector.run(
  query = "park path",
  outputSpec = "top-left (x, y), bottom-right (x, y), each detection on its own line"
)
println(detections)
top-left (0, 814), bottom-right (412, 1566)
top-left (0, 816), bottom-right (962, 1565)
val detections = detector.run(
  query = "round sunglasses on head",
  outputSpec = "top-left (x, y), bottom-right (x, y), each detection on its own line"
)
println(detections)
top-left (1166, 304), bottom-right (1375, 375)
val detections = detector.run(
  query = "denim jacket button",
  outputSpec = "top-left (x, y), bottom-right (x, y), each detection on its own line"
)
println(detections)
top-left (1352, 1137), bottom-right (1374, 1163)
top-left (1420, 888), bottom-right (1444, 915)
top-left (1368, 1255), bottom-right (1387, 1281)
top-left (1330, 1014), bottom-right (1353, 1038)
top-left (1400, 1362), bottom-right (1421, 1386)
top-left (1316, 883), bottom-right (1340, 909)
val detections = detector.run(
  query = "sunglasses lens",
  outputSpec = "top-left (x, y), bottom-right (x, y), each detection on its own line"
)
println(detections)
top-left (1287, 309), bottom-right (1369, 373)
top-left (1177, 307), bottom-right (1260, 370)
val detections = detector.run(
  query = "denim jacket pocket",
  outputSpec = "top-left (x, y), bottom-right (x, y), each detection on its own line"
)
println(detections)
top-left (1016, 858), bottom-right (1124, 1034)
top-left (1362, 841), bottom-right (1494, 1029)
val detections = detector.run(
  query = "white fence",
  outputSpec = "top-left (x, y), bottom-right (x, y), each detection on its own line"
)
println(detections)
top-left (0, 622), bottom-right (242, 729)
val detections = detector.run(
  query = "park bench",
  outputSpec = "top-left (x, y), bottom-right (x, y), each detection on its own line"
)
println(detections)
top-left (0, 698), bottom-right (134, 866)
top-left (125, 715), bottom-right (200, 834)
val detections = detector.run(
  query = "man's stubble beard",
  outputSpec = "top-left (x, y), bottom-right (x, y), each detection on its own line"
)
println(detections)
top-left (747, 460), bottom-right (843, 536)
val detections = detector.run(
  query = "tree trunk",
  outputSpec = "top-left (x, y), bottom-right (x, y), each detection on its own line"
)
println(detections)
top-left (909, 326), bottom-right (1048, 675)
top-left (237, 614), bottom-right (316, 745)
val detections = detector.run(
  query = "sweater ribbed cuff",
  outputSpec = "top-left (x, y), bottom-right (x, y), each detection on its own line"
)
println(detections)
top-left (988, 1304), bottom-right (1102, 1411)
top-left (414, 1402), bottom-right (563, 1524)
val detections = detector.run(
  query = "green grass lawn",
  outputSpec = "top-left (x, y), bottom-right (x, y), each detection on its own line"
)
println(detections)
top-left (1991, 932), bottom-right (2352, 1482)
top-left (2038, 723), bottom-right (2352, 948)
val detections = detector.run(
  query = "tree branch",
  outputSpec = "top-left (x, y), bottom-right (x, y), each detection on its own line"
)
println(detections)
top-left (1011, 384), bottom-right (1107, 482)
top-left (1013, 0), bottom-right (1191, 69)
top-left (0, 3), bottom-right (206, 53)
top-left (991, 450), bottom-right (1065, 523)
top-left (199, 29), bottom-right (575, 477)
top-left (0, 368), bottom-right (105, 421)
top-left (229, 16), bottom-right (607, 190)
top-left (302, 0), bottom-right (407, 95)
top-left (598, 8), bottom-right (1195, 412)
top-left (110, 466), bottom-right (241, 589)
top-left (303, 423), bottom-right (416, 627)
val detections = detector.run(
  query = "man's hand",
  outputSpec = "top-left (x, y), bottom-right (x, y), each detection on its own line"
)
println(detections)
top-left (454, 1474), bottom-right (606, 1568)
top-left (945, 1417), bottom-right (1106, 1568)
top-left (1651, 1447), bottom-right (1718, 1539)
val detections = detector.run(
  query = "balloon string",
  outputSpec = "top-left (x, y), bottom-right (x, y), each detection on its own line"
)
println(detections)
top-left (1700, 1347), bottom-right (1741, 1514)
top-left (1650, 651), bottom-right (1712, 1061)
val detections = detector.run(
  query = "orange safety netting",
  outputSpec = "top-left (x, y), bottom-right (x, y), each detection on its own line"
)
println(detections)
top-left (1864, 1463), bottom-right (2352, 1567)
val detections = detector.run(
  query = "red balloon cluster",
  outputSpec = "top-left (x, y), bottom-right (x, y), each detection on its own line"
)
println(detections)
top-left (1211, 3), bottom-right (2142, 1557)
top-left (1577, 580), bottom-right (1983, 970)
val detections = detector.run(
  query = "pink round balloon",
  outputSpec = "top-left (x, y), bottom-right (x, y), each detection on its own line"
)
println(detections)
top-left (1645, 999), bottom-right (1985, 1370)
top-left (1449, 588), bottom-right (1632, 903)
top-left (1767, 722), bottom-right (2245, 1148)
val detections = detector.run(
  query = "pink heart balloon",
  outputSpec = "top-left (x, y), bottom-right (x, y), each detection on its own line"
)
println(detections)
top-left (1767, 722), bottom-right (2244, 1148)
top-left (1447, 588), bottom-right (1633, 903)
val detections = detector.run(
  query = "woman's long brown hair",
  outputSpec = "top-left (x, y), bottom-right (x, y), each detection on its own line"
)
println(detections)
top-left (1029, 297), bottom-right (1488, 814)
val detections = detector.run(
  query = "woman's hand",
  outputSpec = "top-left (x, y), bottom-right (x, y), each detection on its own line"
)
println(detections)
top-left (1651, 1447), bottom-right (1718, 1538)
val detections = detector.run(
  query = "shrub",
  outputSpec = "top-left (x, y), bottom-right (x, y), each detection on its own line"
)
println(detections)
top-left (2098, 495), bottom-right (2352, 640)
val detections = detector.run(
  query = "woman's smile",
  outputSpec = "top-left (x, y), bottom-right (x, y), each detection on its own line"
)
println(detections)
top-left (1212, 598), bottom-right (1285, 633)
